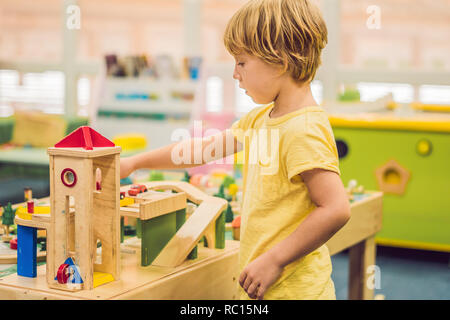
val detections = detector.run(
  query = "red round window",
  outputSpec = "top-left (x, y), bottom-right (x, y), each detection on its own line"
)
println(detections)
top-left (61, 168), bottom-right (77, 187)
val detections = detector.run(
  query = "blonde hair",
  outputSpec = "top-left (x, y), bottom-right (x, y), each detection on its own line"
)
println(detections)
top-left (224, 0), bottom-right (327, 84)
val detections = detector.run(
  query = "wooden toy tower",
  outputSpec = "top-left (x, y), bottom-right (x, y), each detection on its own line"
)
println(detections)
top-left (46, 126), bottom-right (121, 291)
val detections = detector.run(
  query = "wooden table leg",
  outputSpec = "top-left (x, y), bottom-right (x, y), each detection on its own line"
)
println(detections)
top-left (348, 236), bottom-right (376, 300)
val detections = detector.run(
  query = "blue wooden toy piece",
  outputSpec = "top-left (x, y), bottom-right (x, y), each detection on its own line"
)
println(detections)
top-left (54, 257), bottom-right (83, 284)
top-left (17, 225), bottom-right (37, 278)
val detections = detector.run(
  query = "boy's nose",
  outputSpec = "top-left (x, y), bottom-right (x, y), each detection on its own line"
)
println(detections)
top-left (233, 67), bottom-right (241, 81)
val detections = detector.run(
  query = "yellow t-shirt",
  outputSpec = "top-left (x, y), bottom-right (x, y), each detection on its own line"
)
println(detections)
top-left (231, 103), bottom-right (340, 300)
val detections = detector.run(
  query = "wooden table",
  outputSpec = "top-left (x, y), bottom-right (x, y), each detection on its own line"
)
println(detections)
top-left (326, 191), bottom-right (383, 300)
top-left (0, 191), bottom-right (382, 300)
top-left (0, 239), bottom-right (239, 300)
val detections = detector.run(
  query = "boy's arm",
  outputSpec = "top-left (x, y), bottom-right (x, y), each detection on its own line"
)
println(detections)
top-left (240, 168), bottom-right (351, 300)
top-left (120, 129), bottom-right (242, 179)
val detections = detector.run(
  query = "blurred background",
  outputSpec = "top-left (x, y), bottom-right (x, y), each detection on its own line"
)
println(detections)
top-left (0, 0), bottom-right (448, 299)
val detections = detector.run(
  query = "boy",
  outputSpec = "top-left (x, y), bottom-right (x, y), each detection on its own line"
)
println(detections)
top-left (120, 0), bottom-right (350, 300)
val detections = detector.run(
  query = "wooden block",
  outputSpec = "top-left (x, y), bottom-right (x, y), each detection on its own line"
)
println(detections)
top-left (175, 208), bottom-right (197, 260)
top-left (93, 272), bottom-right (115, 288)
top-left (119, 197), bottom-right (134, 207)
top-left (139, 181), bottom-right (209, 205)
top-left (17, 225), bottom-right (37, 278)
top-left (16, 206), bottom-right (50, 220)
top-left (232, 227), bottom-right (240, 241)
top-left (175, 208), bottom-right (186, 231)
top-left (15, 216), bottom-right (50, 230)
top-left (92, 154), bottom-right (121, 282)
top-left (215, 211), bottom-right (226, 249)
top-left (138, 192), bottom-right (187, 221)
top-left (120, 207), bottom-right (140, 218)
top-left (152, 196), bottom-right (227, 267)
top-left (203, 222), bottom-right (216, 249)
top-left (136, 219), bottom-right (142, 239)
top-left (120, 192), bottom-right (187, 221)
top-left (141, 212), bottom-right (177, 267)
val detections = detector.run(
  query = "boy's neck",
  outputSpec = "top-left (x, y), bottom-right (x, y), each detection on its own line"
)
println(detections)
top-left (270, 80), bottom-right (318, 118)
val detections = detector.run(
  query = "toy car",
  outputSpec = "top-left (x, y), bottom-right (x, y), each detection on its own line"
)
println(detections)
top-left (127, 184), bottom-right (148, 196)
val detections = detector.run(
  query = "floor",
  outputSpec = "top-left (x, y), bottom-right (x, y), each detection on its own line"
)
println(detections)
top-left (331, 245), bottom-right (450, 300)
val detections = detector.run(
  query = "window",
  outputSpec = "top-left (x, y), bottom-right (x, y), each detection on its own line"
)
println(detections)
top-left (78, 76), bottom-right (91, 116)
top-left (419, 85), bottom-right (450, 104)
top-left (0, 70), bottom-right (64, 114)
top-left (357, 82), bottom-right (413, 103)
top-left (0, 70), bottom-right (91, 116)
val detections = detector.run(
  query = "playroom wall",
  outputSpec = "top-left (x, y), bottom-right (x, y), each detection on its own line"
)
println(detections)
top-left (1, 0), bottom-right (449, 119)
top-left (0, 0), bottom-right (449, 190)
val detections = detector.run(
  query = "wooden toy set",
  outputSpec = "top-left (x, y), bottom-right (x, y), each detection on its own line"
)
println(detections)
top-left (0, 126), bottom-right (239, 299)
top-left (0, 125), bottom-right (386, 300)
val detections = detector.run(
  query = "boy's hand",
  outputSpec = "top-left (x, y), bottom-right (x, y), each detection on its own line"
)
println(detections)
top-left (120, 157), bottom-right (135, 179)
top-left (239, 251), bottom-right (283, 300)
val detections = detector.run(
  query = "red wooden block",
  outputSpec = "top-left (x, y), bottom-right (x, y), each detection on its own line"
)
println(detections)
top-left (231, 215), bottom-right (241, 228)
top-left (57, 264), bottom-right (70, 284)
top-left (10, 238), bottom-right (17, 250)
top-left (27, 201), bottom-right (34, 213)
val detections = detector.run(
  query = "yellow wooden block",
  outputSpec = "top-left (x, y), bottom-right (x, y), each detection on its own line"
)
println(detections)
top-left (228, 184), bottom-right (239, 196)
top-left (37, 229), bottom-right (46, 238)
top-left (93, 272), bottom-right (115, 288)
top-left (120, 197), bottom-right (135, 207)
top-left (16, 206), bottom-right (51, 220)
top-left (113, 134), bottom-right (147, 151)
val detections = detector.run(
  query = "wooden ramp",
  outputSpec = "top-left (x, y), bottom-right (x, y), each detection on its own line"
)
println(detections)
top-left (136, 181), bottom-right (228, 268)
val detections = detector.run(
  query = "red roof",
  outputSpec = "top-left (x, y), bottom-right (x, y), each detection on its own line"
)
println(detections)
top-left (54, 126), bottom-right (115, 150)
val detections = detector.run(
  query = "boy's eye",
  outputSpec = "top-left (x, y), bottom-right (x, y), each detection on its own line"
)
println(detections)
top-left (237, 62), bottom-right (245, 66)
